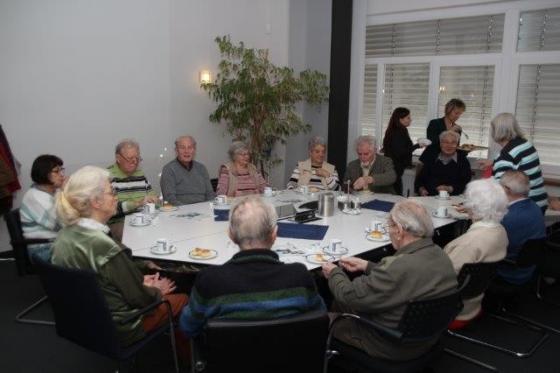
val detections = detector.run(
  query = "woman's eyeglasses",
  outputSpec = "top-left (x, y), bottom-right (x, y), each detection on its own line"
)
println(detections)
top-left (119, 154), bottom-right (142, 164)
top-left (50, 167), bottom-right (65, 174)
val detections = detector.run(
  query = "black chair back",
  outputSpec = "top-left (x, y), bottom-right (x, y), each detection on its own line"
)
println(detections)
top-left (4, 208), bottom-right (33, 276)
top-left (398, 291), bottom-right (463, 342)
top-left (34, 259), bottom-right (121, 358)
top-left (516, 238), bottom-right (546, 268)
top-left (457, 262), bottom-right (498, 299)
top-left (194, 310), bottom-right (329, 372)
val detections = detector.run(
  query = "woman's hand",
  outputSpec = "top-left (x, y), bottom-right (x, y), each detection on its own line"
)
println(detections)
top-left (322, 262), bottom-right (338, 279)
top-left (478, 159), bottom-right (493, 170)
top-left (315, 168), bottom-right (331, 178)
top-left (339, 257), bottom-right (368, 273)
top-left (144, 273), bottom-right (177, 295)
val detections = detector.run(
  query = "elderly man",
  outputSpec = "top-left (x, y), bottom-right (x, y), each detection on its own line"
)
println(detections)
top-left (343, 135), bottom-right (396, 194)
top-left (416, 130), bottom-right (471, 196)
top-left (160, 135), bottom-right (215, 205)
top-left (179, 196), bottom-right (325, 337)
top-left (497, 170), bottom-right (546, 285)
top-left (108, 139), bottom-right (158, 219)
top-left (322, 200), bottom-right (457, 360)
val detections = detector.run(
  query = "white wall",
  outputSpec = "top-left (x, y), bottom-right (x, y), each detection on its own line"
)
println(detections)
top-left (284, 0), bottom-right (332, 184)
top-left (0, 0), bottom-right (293, 251)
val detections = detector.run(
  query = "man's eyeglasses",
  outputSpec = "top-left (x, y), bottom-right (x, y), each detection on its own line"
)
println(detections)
top-left (119, 154), bottom-right (142, 164)
top-left (51, 167), bottom-right (65, 174)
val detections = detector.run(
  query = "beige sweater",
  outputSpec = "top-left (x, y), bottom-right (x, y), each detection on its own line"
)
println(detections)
top-left (444, 221), bottom-right (508, 320)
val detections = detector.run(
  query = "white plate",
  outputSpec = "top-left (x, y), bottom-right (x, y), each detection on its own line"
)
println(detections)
top-left (305, 253), bottom-right (335, 265)
top-left (365, 233), bottom-right (390, 242)
top-left (188, 248), bottom-right (218, 260)
top-left (342, 208), bottom-right (361, 215)
top-left (160, 206), bottom-right (178, 212)
top-left (432, 211), bottom-right (451, 219)
top-left (150, 245), bottom-right (176, 255)
top-left (322, 246), bottom-right (349, 256)
top-left (417, 138), bottom-right (432, 146)
top-left (129, 219), bottom-right (151, 227)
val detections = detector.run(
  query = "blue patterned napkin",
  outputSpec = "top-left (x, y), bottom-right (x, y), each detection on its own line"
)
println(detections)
top-left (361, 199), bottom-right (395, 212)
top-left (277, 222), bottom-right (329, 240)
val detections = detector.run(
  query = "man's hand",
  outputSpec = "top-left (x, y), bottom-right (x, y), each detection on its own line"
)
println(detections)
top-left (353, 176), bottom-right (373, 191)
top-left (144, 273), bottom-right (177, 295)
top-left (436, 185), bottom-right (453, 193)
top-left (339, 257), bottom-right (368, 273)
top-left (322, 262), bottom-right (338, 279)
top-left (419, 187), bottom-right (429, 196)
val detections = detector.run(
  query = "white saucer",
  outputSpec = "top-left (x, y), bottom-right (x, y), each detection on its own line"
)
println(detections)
top-left (130, 219), bottom-right (151, 227)
top-left (365, 233), bottom-right (390, 242)
top-left (188, 249), bottom-right (218, 260)
top-left (434, 196), bottom-right (451, 201)
top-left (322, 246), bottom-right (349, 256)
top-left (150, 245), bottom-right (176, 255)
top-left (418, 138), bottom-right (432, 146)
top-left (432, 211), bottom-right (451, 219)
top-left (342, 208), bottom-right (361, 215)
top-left (305, 253), bottom-right (335, 265)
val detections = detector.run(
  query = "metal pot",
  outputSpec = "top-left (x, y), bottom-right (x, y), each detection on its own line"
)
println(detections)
top-left (317, 192), bottom-right (335, 217)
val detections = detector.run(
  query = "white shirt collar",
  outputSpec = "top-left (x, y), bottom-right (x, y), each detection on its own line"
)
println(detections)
top-left (77, 218), bottom-right (110, 234)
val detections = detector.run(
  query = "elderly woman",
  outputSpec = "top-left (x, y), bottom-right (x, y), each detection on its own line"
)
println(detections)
top-left (444, 179), bottom-right (508, 329)
top-left (51, 166), bottom-right (187, 348)
top-left (322, 200), bottom-right (457, 361)
top-left (217, 141), bottom-right (267, 197)
top-left (343, 135), bottom-right (396, 194)
top-left (287, 136), bottom-right (339, 191)
top-left (422, 98), bottom-right (466, 160)
top-left (416, 130), bottom-right (471, 196)
top-left (20, 155), bottom-right (65, 262)
top-left (483, 113), bottom-right (548, 212)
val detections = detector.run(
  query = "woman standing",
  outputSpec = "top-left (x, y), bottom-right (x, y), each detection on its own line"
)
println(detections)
top-left (20, 155), bottom-right (65, 262)
top-left (217, 141), bottom-right (268, 197)
top-left (486, 112), bottom-right (548, 212)
top-left (382, 108), bottom-right (420, 195)
top-left (422, 98), bottom-right (466, 162)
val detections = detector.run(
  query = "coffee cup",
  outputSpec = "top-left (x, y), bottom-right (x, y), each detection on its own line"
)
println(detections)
top-left (301, 185), bottom-right (309, 194)
top-left (329, 239), bottom-right (342, 253)
top-left (214, 204), bottom-right (230, 221)
top-left (439, 190), bottom-right (449, 199)
top-left (214, 195), bottom-right (227, 205)
top-left (436, 206), bottom-right (448, 218)
top-left (264, 187), bottom-right (273, 197)
top-left (156, 238), bottom-right (169, 252)
top-left (132, 213), bottom-right (146, 225)
top-left (143, 202), bottom-right (156, 215)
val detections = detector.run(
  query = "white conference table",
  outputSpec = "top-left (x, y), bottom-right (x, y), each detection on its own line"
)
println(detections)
top-left (123, 191), bottom-right (465, 270)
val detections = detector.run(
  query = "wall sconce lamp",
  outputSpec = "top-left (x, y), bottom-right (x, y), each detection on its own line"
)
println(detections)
top-left (199, 70), bottom-right (211, 84)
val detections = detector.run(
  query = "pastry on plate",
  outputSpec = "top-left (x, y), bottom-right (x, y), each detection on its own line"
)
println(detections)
top-left (369, 230), bottom-right (384, 239)
top-left (191, 247), bottom-right (213, 258)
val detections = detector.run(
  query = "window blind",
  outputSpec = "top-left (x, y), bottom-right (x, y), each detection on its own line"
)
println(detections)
top-left (438, 66), bottom-right (495, 148)
top-left (518, 8), bottom-right (560, 52)
top-left (515, 64), bottom-right (560, 166)
top-left (366, 14), bottom-right (504, 57)
top-left (381, 63), bottom-right (430, 143)
top-left (361, 65), bottom-right (377, 136)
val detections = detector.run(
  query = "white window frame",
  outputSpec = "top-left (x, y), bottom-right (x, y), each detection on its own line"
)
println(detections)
top-left (349, 0), bottom-right (560, 177)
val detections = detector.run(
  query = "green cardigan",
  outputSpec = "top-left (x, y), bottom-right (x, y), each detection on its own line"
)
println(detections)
top-left (51, 225), bottom-right (160, 346)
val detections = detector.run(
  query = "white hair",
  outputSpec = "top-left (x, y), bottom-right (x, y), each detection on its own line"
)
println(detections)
top-left (55, 166), bottom-right (110, 226)
top-left (175, 135), bottom-right (197, 148)
top-left (499, 170), bottom-right (530, 197)
top-left (439, 130), bottom-right (460, 144)
top-left (491, 113), bottom-right (524, 143)
top-left (355, 135), bottom-right (376, 152)
top-left (115, 139), bottom-right (140, 155)
top-left (308, 136), bottom-right (327, 152)
top-left (229, 196), bottom-right (278, 249)
top-left (464, 179), bottom-right (508, 222)
top-left (228, 141), bottom-right (250, 161)
top-left (389, 200), bottom-right (433, 238)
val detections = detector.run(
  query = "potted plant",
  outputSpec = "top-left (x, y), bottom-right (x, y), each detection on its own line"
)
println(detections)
top-left (202, 35), bottom-right (329, 176)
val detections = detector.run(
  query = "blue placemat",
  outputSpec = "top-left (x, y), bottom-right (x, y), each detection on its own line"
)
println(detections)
top-left (362, 199), bottom-right (395, 212)
top-left (277, 222), bottom-right (329, 240)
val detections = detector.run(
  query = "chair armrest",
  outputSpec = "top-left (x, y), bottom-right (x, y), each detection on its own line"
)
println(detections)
top-left (119, 299), bottom-right (168, 325)
top-left (11, 238), bottom-right (53, 246)
top-left (330, 313), bottom-right (403, 342)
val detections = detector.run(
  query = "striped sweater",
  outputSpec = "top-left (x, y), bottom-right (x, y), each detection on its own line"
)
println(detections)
top-left (20, 186), bottom-right (60, 251)
top-left (179, 249), bottom-right (326, 337)
top-left (287, 160), bottom-right (339, 191)
top-left (108, 164), bottom-right (156, 217)
top-left (216, 163), bottom-right (267, 197)
top-left (492, 137), bottom-right (548, 210)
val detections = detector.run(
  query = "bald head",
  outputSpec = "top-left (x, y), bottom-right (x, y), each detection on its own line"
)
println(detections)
top-left (229, 196), bottom-right (278, 250)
